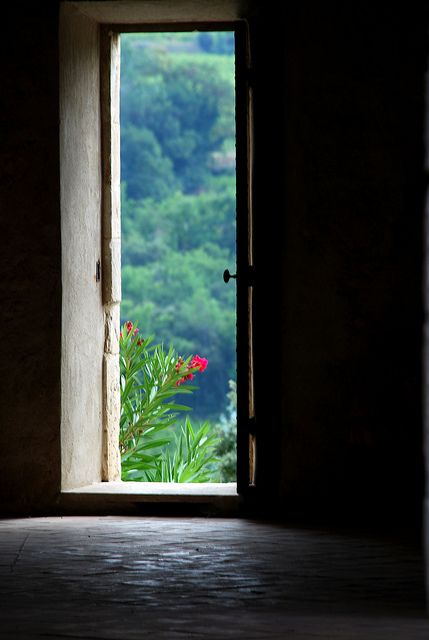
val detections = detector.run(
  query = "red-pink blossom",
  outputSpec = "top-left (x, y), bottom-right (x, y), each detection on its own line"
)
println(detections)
top-left (175, 354), bottom-right (208, 386)
top-left (190, 354), bottom-right (208, 372)
top-left (176, 371), bottom-right (194, 386)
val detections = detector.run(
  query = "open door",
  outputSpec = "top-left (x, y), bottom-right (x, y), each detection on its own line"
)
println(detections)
top-left (233, 22), bottom-right (256, 494)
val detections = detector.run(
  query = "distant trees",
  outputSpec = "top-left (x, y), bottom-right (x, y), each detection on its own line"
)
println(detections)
top-left (198, 31), bottom-right (234, 54)
top-left (121, 37), bottom-right (235, 198)
top-left (120, 33), bottom-right (236, 421)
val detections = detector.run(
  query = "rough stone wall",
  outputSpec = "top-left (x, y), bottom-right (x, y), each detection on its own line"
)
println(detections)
top-left (60, 4), bottom-right (106, 489)
top-left (257, 3), bottom-right (427, 522)
top-left (0, 5), bottom-right (61, 513)
top-left (424, 9), bottom-right (429, 605)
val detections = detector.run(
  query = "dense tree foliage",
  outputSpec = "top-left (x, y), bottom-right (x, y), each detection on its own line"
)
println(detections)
top-left (120, 33), bottom-right (236, 421)
top-left (121, 34), bottom-right (235, 199)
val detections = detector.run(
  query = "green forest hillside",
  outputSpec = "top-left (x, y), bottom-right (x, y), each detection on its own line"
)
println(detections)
top-left (120, 32), bottom-right (236, 422)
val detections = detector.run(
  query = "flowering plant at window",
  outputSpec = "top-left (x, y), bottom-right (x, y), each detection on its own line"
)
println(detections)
top-left (119, 321), bottom-right (218, 482)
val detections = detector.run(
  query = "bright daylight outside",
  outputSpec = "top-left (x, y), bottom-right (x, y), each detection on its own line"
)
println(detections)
top-left (119, 31), bottom-right (237, 484)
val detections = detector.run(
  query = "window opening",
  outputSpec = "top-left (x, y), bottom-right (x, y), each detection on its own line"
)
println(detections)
top-left (119, 30), bottom-right (238, 485)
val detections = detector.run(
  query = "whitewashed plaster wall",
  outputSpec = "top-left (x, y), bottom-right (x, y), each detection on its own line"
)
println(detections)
top-left (60, 4), bottom-right (105, 488)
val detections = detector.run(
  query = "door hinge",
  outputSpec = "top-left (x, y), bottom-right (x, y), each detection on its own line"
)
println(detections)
top-left (246, 67), bottom-right (254, 87)
top-left (248, 416), bottom-right (257, 436)
top-left (247, 265), bottom-right (256, 287)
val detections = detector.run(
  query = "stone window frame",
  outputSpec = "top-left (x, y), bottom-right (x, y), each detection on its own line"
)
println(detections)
top-left (59, 1), bottom-right (253, 497)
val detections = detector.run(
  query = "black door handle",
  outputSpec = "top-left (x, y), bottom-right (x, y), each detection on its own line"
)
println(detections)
top-left (223, 269), bottom-right (237, 283)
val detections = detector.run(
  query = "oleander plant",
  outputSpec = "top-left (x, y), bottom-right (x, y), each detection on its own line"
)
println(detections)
top-left (119, 320), bottom-right (220, 482)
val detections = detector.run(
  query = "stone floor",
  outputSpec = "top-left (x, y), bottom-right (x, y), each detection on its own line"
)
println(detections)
top-left (0, 516), bottom-right (428, 639)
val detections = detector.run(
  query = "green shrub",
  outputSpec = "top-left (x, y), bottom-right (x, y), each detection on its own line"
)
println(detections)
top-left (213, 379), bottom-right (237, 482)
top-left (119, 320), bottom-right (218, 482)
top-left (144, 418), bottom-right (220, 483)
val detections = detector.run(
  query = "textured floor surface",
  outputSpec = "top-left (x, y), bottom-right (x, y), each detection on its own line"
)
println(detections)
top-left (0, 516), bottom-right (428, 639)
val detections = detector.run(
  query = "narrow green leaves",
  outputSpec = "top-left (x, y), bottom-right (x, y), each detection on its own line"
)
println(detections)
top-left (119, 321), bottom-right (218, 482)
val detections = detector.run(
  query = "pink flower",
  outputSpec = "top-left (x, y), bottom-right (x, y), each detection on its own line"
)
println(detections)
top-left (175, 358), bottom-right (185, 386)
top-left (176, 372), bottom-right (194, 386)
top-left (175, 356), bottom-right (194, 386)
top-left (126, 321), bottom-right (133, 335)
top-left (175, 354), bottom-right (208, 386)
top-left (190, 354), bottom-right (208, 372)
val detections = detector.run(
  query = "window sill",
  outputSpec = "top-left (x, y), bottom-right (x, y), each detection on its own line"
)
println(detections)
top-left (63, 481), bottom-right (237, 496)
top-left (59, 482), bottom-right (240, 515)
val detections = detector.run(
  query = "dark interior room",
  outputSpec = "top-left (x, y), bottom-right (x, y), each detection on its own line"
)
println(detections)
top-left (1, 1), bottom-right (429, 637)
